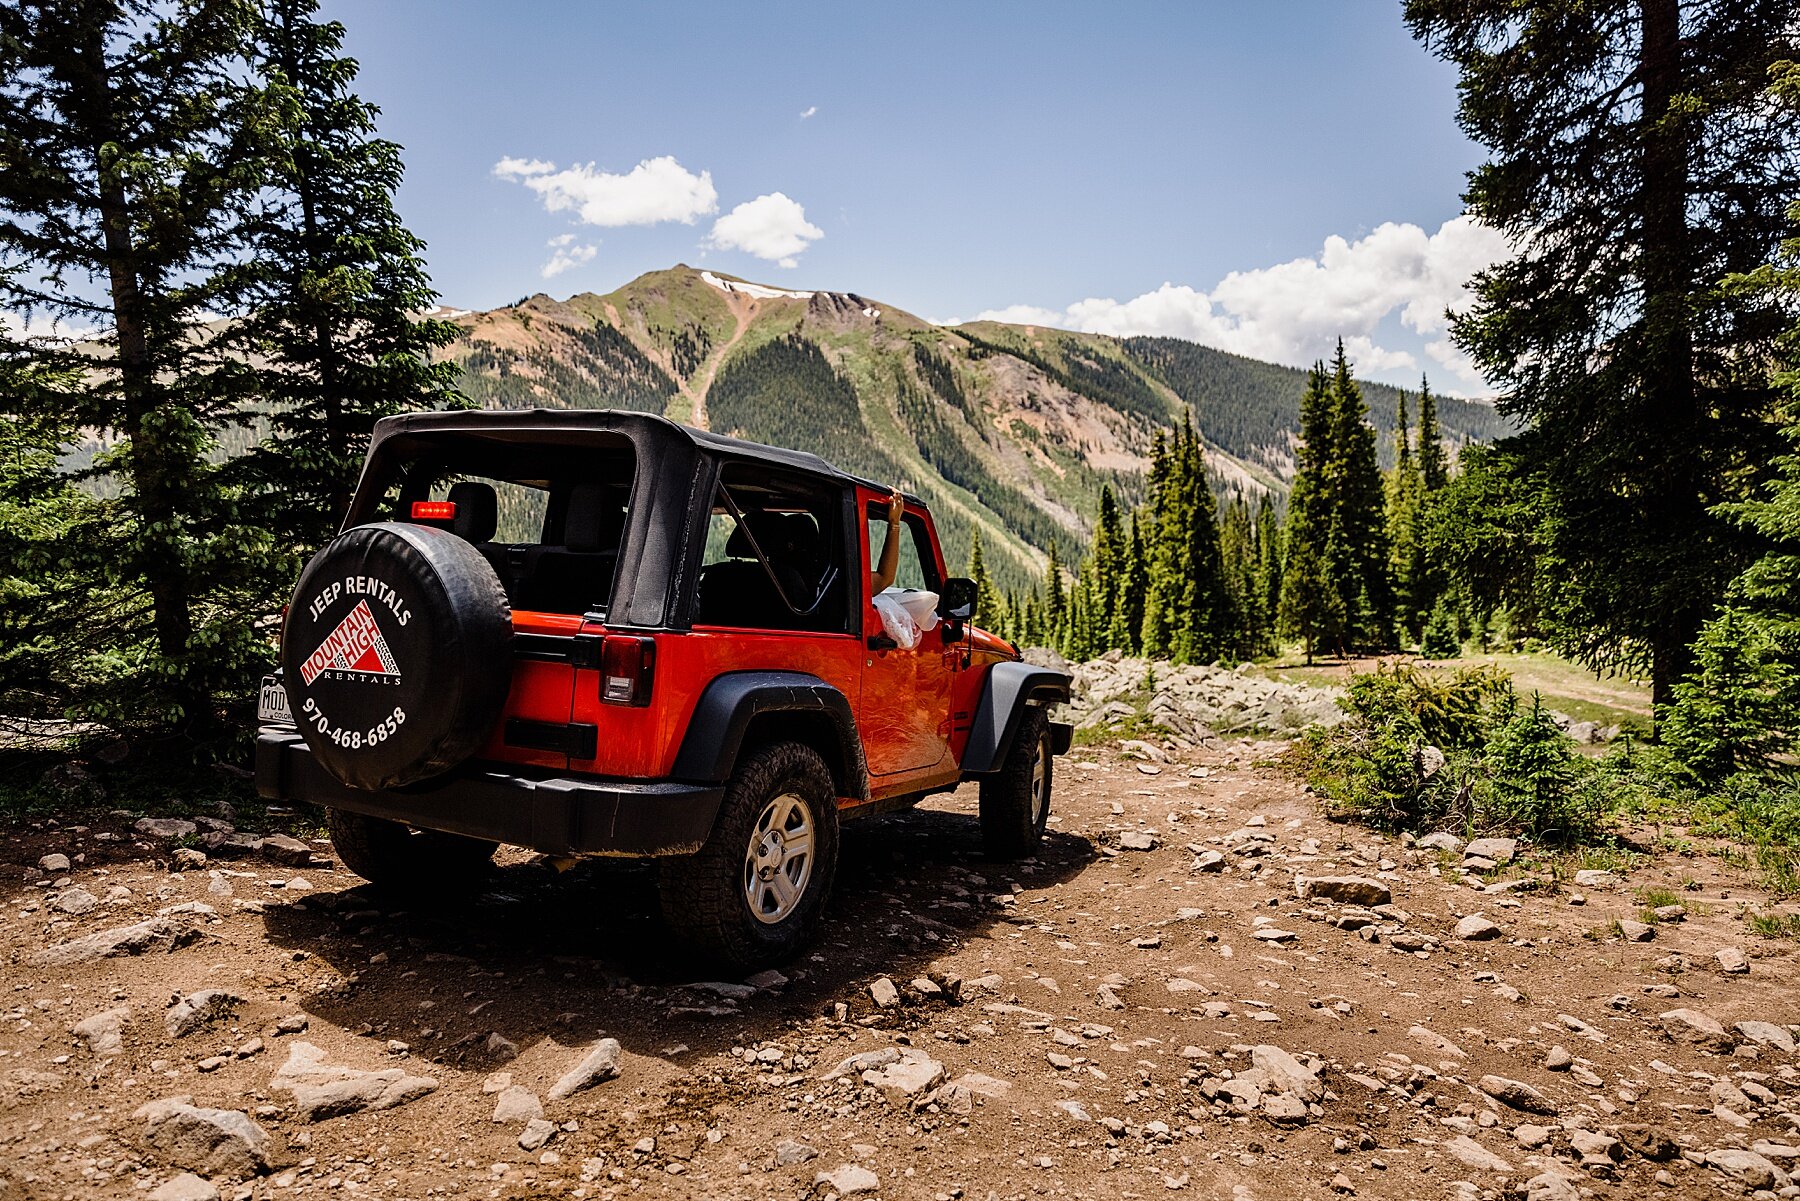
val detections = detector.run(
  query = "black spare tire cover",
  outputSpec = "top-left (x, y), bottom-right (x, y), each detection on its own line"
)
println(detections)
top-left (281, 522), bottom-right (512, 790)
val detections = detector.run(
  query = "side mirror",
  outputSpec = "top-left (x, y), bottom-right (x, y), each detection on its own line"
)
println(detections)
top-left (939, 577), bottom-right (977, 621)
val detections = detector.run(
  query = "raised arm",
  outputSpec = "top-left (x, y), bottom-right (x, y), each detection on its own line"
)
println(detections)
top-left (870, 489), bottom-right (905, 595)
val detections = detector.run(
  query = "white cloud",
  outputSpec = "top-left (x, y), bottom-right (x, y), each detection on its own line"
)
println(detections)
top-left (495, 155), bottom-right (718, 227)
top-left (973, 215), bottom-right (1507, 393)
top-left (799, 105), bottom-right (817, 119)
top-left (492, 156), bottom-right (554, 179)
top-left (1, 308), bottom-right (98, 342)
top-left (541, 237), bottom-right (598, 279)
top-left (706, 192), bottom-right (824, 268)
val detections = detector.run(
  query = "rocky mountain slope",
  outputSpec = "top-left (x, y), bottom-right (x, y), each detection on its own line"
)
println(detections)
top-left (435, 266), bottom-right (1510, 593)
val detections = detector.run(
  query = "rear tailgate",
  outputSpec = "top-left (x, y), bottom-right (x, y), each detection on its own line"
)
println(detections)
top-left (481, 611), bottom-right (587, 770)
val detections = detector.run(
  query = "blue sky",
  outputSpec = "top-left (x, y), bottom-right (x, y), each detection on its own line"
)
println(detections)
top-left (325, 2), bottom-right (1497, 392)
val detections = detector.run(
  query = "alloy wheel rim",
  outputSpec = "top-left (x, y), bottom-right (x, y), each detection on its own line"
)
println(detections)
top-left (743, 792), bottom-right (815, 925)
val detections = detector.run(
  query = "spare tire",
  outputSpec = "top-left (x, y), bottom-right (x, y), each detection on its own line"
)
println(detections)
top-left (281, 522), bottom-right (512, 790)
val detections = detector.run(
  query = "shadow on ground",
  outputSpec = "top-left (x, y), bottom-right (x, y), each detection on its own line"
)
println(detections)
top-left (259, 798), bottom-right (1093, 1073)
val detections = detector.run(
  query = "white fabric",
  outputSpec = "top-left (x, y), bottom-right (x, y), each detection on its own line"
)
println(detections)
top-left (873, 589), bottom-right (939, 649)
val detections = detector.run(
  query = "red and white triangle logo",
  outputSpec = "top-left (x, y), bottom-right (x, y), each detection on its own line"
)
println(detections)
top-left (299, 599), bottom-right (402, 685)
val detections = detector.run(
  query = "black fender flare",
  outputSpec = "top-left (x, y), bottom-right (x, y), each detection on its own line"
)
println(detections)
top-left (670, 671), bottom-right (869, 801)
top-left (961, 661), bottom-right (1073, 776)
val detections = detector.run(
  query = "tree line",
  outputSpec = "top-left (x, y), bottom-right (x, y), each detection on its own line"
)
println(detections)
top-left (971, 343), bottom-right (1461, 669)
top-left (0, 0), bottom-right (454, 754)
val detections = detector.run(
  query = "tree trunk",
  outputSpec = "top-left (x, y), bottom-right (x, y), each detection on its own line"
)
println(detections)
top-left (1638, 0), bottom-right (1696, 738)
top-left (77, 25), bottom-right (197, 703)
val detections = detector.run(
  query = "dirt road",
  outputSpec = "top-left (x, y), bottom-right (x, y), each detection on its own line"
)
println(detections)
top-left (3, 740), bottom-right (1797, 1201)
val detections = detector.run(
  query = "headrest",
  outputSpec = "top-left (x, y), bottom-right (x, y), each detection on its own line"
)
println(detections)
top-left (563, 483), bottom-right (613, 554)
top-left (446, 481), bottom-right (497, 543)
top-left (726, 510), bottom-right (819, 562)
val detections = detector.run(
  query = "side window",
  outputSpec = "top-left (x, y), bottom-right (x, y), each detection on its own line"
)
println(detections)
top-left (866, 507), bottom-right (937, 595)
top-left (694, 465), bottom-right (850, 632)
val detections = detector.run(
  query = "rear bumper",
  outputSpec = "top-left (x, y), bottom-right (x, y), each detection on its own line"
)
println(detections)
top-left (255, 729), bottom-right (724, 857)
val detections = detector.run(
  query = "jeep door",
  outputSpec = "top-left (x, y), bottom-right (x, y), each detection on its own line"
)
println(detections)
top-left (859, 491), bottom-right (957, 782)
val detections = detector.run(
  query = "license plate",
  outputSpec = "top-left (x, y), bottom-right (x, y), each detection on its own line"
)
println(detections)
top-left (258, 676), bottom-right (292, 725)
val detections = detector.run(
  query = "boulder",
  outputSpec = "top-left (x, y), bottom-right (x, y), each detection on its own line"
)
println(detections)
top-left (1455, 915), bottom-right (1502, 941)
top-left (1705, 1147), bottom-right (1787, 1190)
top-left (1463, 837), bottom-right (1517, 866)
top-left (165, 990), bottom-right (241, 1038)
top-left (1444, 1135), bottom-right (1513, 1173)
top-left (1477, 1075), bottom-right (1556, 1114)
top-left (149, 1174), bottom-right (219, 1201)
top-left (1734, 1020), bottom-right (1796, 1054)
top-left (861, 1048), bottom-right (946, 1105)
top-left (815, 1163), bottom-right (881, 1195)
top-left (73, 1006), bottom-right (130, 1056)
top-left (135, 817), bottom-right (198, 839)
top-left (36, 852), bottom-right (71, 873)
top-left (1294, 876), bottom-right (1391, 907)
top-left (1407, 1025), bottom-right (1466, 1059)
top-left (546, 1037), bottom-right (622, 1101)
top-left (260, 833), bottom-right (313, 865)
top-left (491, 1086), bottom-right (542, 1123)
top-left (269, 1041), bottom-right (438, 1121)
top-left (1659, 1008), bottom-right (1734, 1053)
top-left (135, 1097), bottom-right (272, 1177)
top-left (33, 916), bottom-right (198, 966)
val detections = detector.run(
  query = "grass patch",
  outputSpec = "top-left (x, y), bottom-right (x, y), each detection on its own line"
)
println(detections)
top-left (1745, 911), bottom-right (1800, 940)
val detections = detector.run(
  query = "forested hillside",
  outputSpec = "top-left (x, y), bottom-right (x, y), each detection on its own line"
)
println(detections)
top-left (438, 265), bottom-right (1506, 594)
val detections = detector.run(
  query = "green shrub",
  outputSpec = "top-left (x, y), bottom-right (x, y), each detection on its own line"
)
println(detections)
top-left (1478, 693), bottom-right (1603, 841)
top-left (1663, 607), bottom-right (1794, 784)
top-left (1341, 660), bottom-right (1514, 750)
top-left (1421, 601), bottom-right (1462, 658)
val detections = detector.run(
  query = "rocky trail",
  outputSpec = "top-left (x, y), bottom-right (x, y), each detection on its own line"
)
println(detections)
top-left (3, 739), bottom-right (1798, 1201)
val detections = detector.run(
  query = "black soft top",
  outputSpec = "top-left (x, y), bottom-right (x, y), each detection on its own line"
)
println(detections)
top-left (352, 408), bottom-right (911, 630)
top-left (367, 407), bottom-right (900, 494)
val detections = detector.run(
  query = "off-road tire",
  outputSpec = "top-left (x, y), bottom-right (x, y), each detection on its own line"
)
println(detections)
top-left (658, 741), bottom-right (839, 970)
top-left (326, 807), bottom-right (497, 895)
top-left (979, 705), bottom-right (1052, 860)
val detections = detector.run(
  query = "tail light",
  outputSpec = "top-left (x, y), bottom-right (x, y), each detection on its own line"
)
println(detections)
top-left (600, 636), bottom-right (655, 706)
top-left (411, 500), bottom-right (457, 521)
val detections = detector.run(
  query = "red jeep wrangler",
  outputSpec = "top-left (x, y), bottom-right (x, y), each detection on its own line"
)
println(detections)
top-left (255, 409), bottom-right (1072, 967)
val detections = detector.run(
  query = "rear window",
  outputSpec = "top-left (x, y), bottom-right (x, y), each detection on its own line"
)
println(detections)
top-left (361, 437), bottom-right (636, 617)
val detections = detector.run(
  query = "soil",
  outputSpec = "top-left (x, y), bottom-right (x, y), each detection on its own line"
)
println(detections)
top-left (3, 738), bottom-right (1796, 1201)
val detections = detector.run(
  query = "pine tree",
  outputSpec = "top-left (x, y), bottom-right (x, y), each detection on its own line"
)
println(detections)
top-left (1092, 484), bottom-right (1126, 649)
top-left (231, 0), bottom-right (458, 555)
top-left (1119, 514), bottom-right (1148, 655)
top-left (967, 529), bottom-right (1002, 626)
top-left (0, 0), bottom-right (274, 736)
top-left (1416, 375), bottom-right (1448, 492)
top-left (1663, 607), bottom-right (1793, 782)
top-left (1044, 540), bottom-right (1067, 642)
top-left (1406, 0), bottom-right (1800, 709)
top-left (1278, 363), bottom-right (1345, 658)
top-left (1386, 389), bottom-right (1430, 643)
top-left (1255, 494), bottom-right (1283, 638)
top-left (1325, 342), bottom-right (1395, 651)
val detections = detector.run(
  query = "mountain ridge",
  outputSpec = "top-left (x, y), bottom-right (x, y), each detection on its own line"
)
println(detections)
top-left (438, 264), bottom-right (1509, 594)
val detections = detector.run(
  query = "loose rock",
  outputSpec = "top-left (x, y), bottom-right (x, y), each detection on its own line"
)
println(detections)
top-left (1294, 875), bottom-right (1391, 907)
top-left (149, 1173), bottom-right (219, 1201)
top-left (269, 1041), bottom-right (438, 1121)
top-left (491, 1086), bottom-right (542, 1124)
top-left (73, 1006), bottom-right (130, 1056)
top-left (816, 1163), bottom-right (881, 1195)
top-left (33, 916), bottom-right (198, 966)
top-left (1659, 1008), bottom-right (1734, 1053)
top-left (165, 989), bottom-right (242, 1038)
top-left (1455, 915), bottom-right (1502, 941)
top-left (546, 1037), bottom-right (623, 1101)
top-left (1477, 1075), bottom-right (1555, 1114)
top-left (135, 1097), bottom-right (272, 1177)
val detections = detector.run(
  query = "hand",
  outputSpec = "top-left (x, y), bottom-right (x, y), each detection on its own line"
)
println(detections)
top-left (885, 489), bottom-right (905, 526)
